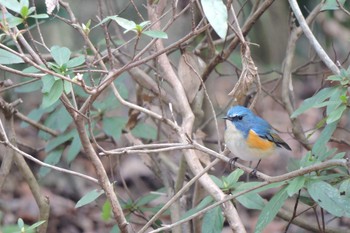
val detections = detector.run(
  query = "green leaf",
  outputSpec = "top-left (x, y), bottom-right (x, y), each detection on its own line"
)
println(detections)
top-left (93, 91), bottom-right (120, 111)
top-left (110, 16), bottom-right (136, 31)
top-left (66, 134), bottom-right (81, 163)
top-left (142, 30), bottom-right (168, 39)
top-left (75, 189), bottom-right (105, 208)
top-left (110, 225), bottom-right (120, 233)
top-left (299, 151), bottom-right (317, 168)
top-left (287, 176), bottom-right (305, 196)
top-left (45, 106), bottom-right (72, 132)
top-left (17, 218), bottom-right (24, 229)
top-left (333, 152), bottom-right (346, 159)
top-left (47, 62), bottom-right (61, 74)
top-left (1, 225), bottom-right (22, 233)
top-left (312, 121), bottom-right (338, 157)
top-left (299, 195), bottom-right (316, 206)
top-left (210, 175), bottom-right (224, 188)
top-left (50, 46), bottom-right (71, 66)
top-left (20, 0), bottom-right (29, 8)
top-left (326, 86), bottom-right (347, 115)
top-left (20, 108), bottom-right (45, 128)
top-left (15, 79), bottom-right (41, 93)
top-left (63, 80), bottom-right (72, 94)
top-left (0, 48), bottom-right (24, 64)
top-left (321, 0), bottom-right (346, 11)
top-left (225, 169), bottom-right (244, 185)
top-left (26, 221), bottom-right (46, 230)
top-left (201, 206), bottom-right (224, 233)
top-left (340, 179), bottom-right (350, 198)
top-left (26, 7), bottom-right (36, 16)
top-left (20, 6), bottom-right (29, 18)
top-left (41, 74), bottom-right (56, 93)
top-left (135, 24), bottom-right (142, 33)
top-left (200, 0), bottom-right (228, 39)
top-left (236, 192), bottom-right (265, 210)
top-left (0, 0), bottom-right (25, 13)
top-left (101, 200), bottom-right (112, 221)
top-left (255, 187), bottom-right (289, 233)
top-left (182, 196), bottom-right (214, 219)
top-left (139, 21), bottom-right (150, 28)
top-left (91, 15), bottom-right (114, 29)
top-left (327, 74), bottom-right (343, 82)
top-left (291, 87), bottom-right (338, 118)
top-left (307, 180), bottom-right (350, 217)
top-left (38, 130), bottom-right (50, 141)
top-left (114, 77), bottom-right (129, 99)
top-left (327, 104), bottom-right (346, 124)
top-left (67, 55), bottom-right (85, 68)
top-left (22, 65), bottom-right (41, 73)
top-left (6, 15), bottom-right (24, 27)
top-left (235, 181), bottom-right (285, 195)
top-left (45, 131), bottom-right (74, 152)
top-left (136, 191), bottom-right (163, 207)
top-left (102, 117), bottom-right (128, 140)
top-left (131, 123), bottom-right (157, 140)
top-left (41, 79), bottom-right (63, 108)
top-left (29, 13), bottom-right (49, 19)
top-left (38, 149), bottom-right (63, 177)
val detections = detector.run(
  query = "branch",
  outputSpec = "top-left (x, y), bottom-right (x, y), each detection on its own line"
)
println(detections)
top-left (201, 0), bottom-right (276, 81)
top-left (140, 159), bottom-right (221, 233)
top-left (288, 0), bottom-right (340, 75)
top-left (149, 158), bottom-right (349, 233)
top-left (281, 2), bottom-right (324, 151)
top-left (0, 108), bottom-right (50, 233)
top-left (277, 206), bottom-right (349, 233)
top-left (73, 115), bottom-right (130, 232)
top-left (0, 119), bottom-right (98, 184)
top-left (145, 2), bottom-right (246, 232)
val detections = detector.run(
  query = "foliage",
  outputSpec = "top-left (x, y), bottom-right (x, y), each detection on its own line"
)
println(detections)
top-left (0, 218), bottom-right (45, 233)
top-left (75, 188), bottom-right (105, 208)
top-left (0, 0), bottom-right (350, 233)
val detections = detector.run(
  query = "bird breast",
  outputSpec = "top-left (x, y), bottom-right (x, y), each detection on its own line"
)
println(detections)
top-left (224, 121), bottom-right (275, 161)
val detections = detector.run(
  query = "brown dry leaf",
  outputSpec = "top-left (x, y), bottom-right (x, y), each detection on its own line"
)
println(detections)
top-left (228, 45), bottom-right (259, 106)
top-left (125, 87), bottom-right (154, 131)
top-left (125, 108), bottom-right (140, 131)
top-left (178, 51), bottom-right (206, 103)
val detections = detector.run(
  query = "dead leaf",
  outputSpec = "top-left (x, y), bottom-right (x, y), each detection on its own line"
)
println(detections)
top-left (228, 45), bottom-right (260, 106)
top-left (178, 51), bottom-right (206, 103)
top-left (45, 0), bottom-right (59, 14)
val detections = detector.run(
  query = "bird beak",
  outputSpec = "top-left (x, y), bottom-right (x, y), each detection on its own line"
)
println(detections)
top-left (222, 116), bottom-right (228, 120)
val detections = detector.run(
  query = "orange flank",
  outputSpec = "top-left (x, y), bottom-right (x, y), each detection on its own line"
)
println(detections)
top-left (247, 130), bottom-right (274, 151)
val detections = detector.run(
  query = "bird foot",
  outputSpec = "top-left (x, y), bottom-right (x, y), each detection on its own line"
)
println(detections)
top-left (249, 159), bottom-right (261, 178)
top-left (250, 168), bottom-right (258, 178)
top-left (229, 157), bottom-right (239, 170)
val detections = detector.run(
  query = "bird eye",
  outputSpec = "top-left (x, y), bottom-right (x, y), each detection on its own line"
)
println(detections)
top-left (232, 115), bottom-right (243, 121)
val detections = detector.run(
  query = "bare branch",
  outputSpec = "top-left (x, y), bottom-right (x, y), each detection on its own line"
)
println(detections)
top-left (289, 0), bottom-right (340, 75)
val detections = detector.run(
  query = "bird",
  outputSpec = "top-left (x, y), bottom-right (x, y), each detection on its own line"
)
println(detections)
top-left (223, 105), bottom-right (291, 171)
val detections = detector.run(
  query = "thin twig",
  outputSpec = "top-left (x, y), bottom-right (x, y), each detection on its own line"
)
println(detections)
top-left (0, 119), bottom-right (98, 183)
top-left (289, 0), bottom-right (340, 75)
top-left (149, 158), bottom-right (349, 232)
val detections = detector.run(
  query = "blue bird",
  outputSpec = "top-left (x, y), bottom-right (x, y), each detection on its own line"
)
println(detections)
top-left (224, 106), bottom-right (291, 165)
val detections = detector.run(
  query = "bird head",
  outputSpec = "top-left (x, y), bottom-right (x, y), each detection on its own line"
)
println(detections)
top-left (224, 105), bottom-right (271, 138)
top-left (224, 106), bottom-right (254, 137)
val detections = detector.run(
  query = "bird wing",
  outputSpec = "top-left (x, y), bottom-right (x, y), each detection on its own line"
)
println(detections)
top-left (247, 130), bottom-right (275, 151)
top-left (263, 132), bottom-right (291, 151)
